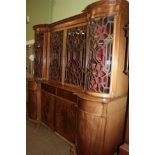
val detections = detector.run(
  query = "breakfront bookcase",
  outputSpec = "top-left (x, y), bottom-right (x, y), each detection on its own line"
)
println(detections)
top-left (26, 0), bottom-right (129, 154)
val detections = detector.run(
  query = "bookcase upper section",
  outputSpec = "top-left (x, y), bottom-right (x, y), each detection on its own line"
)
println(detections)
top-left (33, 0), bottom-right (129, 98)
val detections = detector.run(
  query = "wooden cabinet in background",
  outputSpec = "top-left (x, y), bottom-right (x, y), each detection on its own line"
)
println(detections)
top-left (27, 79), bottom-right (40, 123)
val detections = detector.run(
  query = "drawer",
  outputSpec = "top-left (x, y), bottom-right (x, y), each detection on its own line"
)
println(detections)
top-left (41, 83), bottom-right (56, 95)
top-left (27, 80), bottom-right (37, 90)
top-left (57, 88), bottom-right (77, 103)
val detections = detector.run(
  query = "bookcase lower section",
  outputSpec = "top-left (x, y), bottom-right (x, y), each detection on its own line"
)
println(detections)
top-left (27, 79), bottom-right (128, 155)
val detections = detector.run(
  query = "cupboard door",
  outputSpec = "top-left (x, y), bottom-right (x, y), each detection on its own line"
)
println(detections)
top-left (55, 97), bottom-right (76, 143)
top-left (27, 90), bottom-right (37, 120)
top-left (41, 90), bottom-right (55, 130)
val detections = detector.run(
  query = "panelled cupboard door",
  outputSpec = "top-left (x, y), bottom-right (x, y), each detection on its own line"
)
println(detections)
top-left (55, 97), bottom-right (76, 143)
top-left (27, 90), bottom-right (37, 120)
top-left (41, 90), bottom-right (55, 130)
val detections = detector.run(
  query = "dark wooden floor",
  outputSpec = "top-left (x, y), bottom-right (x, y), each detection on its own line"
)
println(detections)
top-left (26, 120), bottom-right (70, 155)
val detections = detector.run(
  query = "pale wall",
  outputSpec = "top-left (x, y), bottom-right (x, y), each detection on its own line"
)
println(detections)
top-left (51, 0), bottom-right (97, 22)
top-left (26, 0), bottom-right (52, 40)
top-left (26, 0), bottom-right (98, 41)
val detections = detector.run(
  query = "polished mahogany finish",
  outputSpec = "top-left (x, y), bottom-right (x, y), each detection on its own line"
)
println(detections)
top-left (27, 79), bottom-right (41, 126)
top-left (41, 82), bottom-right (77, 143)
top-left (27, 1), bottom-right (129, 155)
top-left (41, 83), bottom-right (56, 94)
top-left (57, 88), bottom-right (77, 103)
top-left (41, 90), bottom-right (55, 129)
top-left (75, 95), bottom-right (127, 155)
top-left (55, 97), bottom-right (76, 143)
top-left (27, 79), bottom-right (37, 120)
top-left (27, 89), bottom-right (37, 120)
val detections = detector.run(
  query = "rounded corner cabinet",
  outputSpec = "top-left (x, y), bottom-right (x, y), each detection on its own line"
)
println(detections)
top-left (26, 0), bottom-right (129, 155)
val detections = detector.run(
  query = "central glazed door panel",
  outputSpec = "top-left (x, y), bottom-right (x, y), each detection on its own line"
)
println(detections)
top-left (41, 90), bottom-right (55, 130)
top-left (55, 97), bottom-right (76, 143)
top-left (65, 25), bottom-right (87, 87)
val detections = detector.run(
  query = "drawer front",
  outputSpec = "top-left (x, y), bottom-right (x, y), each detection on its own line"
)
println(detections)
top-left (57, 88), bottom-right (77, 103)
top-left (41, 83), bottom-right (56, 95)
top-left (27, 80), bottom-right (37, 90)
